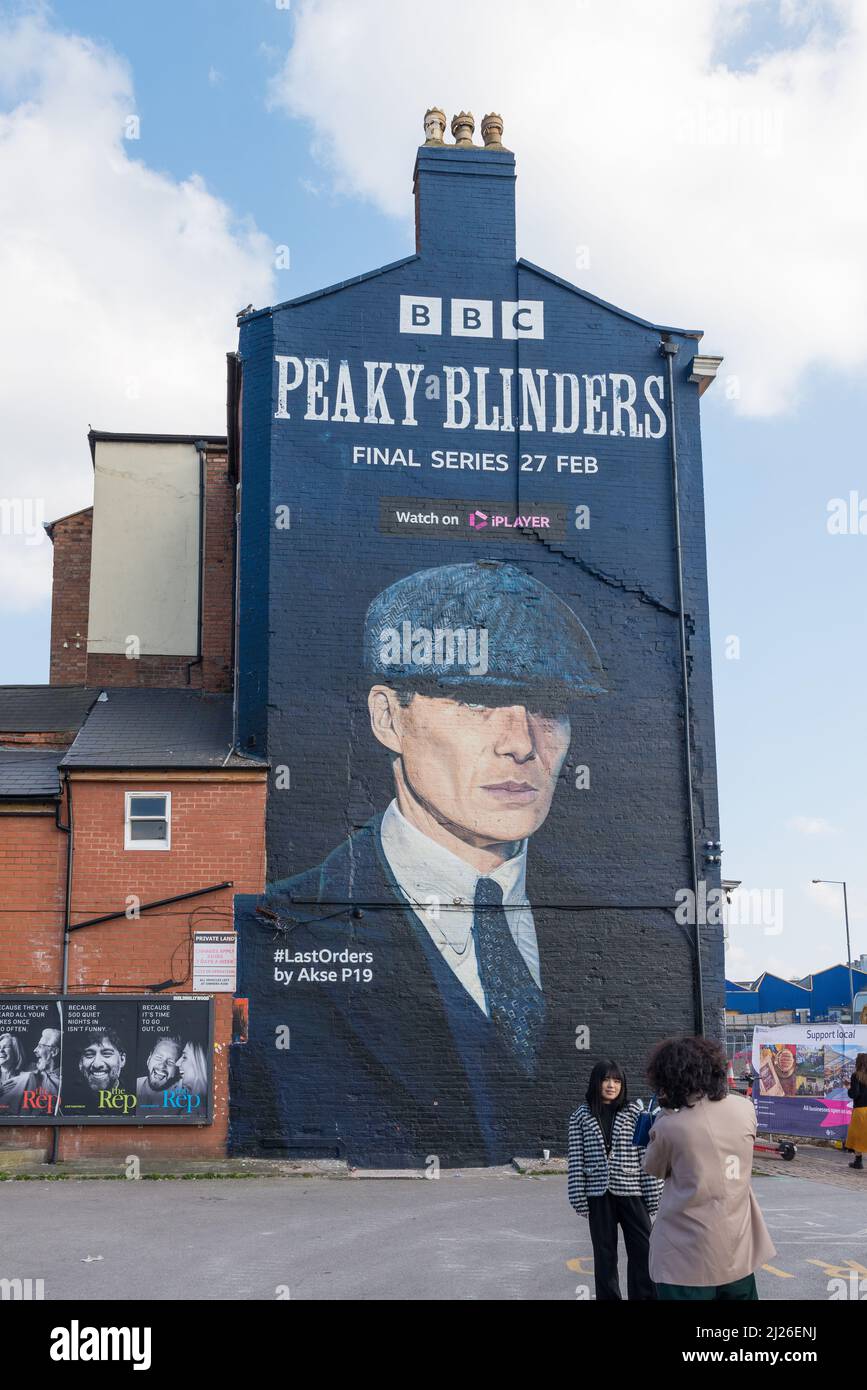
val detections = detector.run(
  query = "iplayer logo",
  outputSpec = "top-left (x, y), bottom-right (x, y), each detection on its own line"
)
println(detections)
top-left (471, 508), bottom-right (554, 531)
top-left (399, 295), bottom-right (544, 339)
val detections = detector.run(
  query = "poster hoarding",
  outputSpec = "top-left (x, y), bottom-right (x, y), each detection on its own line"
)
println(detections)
top-left (0, 995), bottom-right (213, 1124)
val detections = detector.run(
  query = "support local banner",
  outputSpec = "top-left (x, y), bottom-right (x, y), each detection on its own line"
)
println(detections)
top-left (752, 1023), bottom-right (867, 1140)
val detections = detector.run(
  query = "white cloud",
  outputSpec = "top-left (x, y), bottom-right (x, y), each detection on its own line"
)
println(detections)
top-left (0, 14), bottom-right (275, 614)
top-left (270, 0), bottom-right (867, 416)
top-left (764, 955), bottom-right (798, 980)
top-left (788, 815), bottom-right (837, 835)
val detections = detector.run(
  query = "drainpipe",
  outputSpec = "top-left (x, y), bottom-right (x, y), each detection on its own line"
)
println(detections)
top-left (226, 358), bottom-right (242, 754)
top-left (186, 442), bottom-right (207, 685)
top-left (60, 769), bottom-right (74, 996)
top-left (660, 336), bottom-right (705, 1036)
top-left (68, 880), bottom-right (233, 934)
top-left (49, 769), bottom-right (74, 1163)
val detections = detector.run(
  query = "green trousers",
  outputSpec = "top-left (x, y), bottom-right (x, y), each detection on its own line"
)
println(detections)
top-left (656, 1273), bottom-right (758, 1301)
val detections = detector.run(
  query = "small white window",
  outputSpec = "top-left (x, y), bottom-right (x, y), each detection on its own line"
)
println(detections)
top-left (124, 791), bottom-right (171, 850)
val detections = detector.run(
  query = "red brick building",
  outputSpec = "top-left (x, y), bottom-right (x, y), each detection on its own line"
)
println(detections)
top-left (0, 428), bottom-right (267, 1161)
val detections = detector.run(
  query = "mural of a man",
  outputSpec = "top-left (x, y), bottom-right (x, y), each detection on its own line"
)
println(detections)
top-left (261, 560), bottom-right (606, 1163)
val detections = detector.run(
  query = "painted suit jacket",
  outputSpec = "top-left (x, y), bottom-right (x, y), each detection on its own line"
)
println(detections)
top-left (230, 814), bottom-right (584, 1167)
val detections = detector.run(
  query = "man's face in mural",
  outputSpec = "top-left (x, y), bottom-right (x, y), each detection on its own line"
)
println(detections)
top-left (369, 685), bottom-right (571, 857)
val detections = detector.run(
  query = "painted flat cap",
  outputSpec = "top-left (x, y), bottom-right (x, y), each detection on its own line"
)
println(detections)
top-left (363, 560), bottom-right (606, 694)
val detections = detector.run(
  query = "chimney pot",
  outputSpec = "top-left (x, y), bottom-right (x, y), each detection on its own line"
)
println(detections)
top-left (422, 107), bottom-right (447, 145)
top-left (450, 111), bottom-right (476, 147)
top-left (481, 112), bottom-right (509, 151)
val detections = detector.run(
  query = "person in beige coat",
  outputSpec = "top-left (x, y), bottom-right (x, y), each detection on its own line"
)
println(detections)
top-left (642, 1036), bottom-right (775, 1300)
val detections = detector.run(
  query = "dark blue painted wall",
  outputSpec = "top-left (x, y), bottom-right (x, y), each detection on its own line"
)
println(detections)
top-left (230, 142), bottom-right (725, 1164)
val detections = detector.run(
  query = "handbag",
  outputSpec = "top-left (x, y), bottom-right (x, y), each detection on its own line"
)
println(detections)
top-left (633, 1094), bottom-right (658, 1147)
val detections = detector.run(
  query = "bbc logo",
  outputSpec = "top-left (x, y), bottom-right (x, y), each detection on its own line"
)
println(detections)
top-left (399, 295), bottom-right (544, 340)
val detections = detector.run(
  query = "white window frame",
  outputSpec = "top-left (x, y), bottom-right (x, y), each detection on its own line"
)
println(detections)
top-left (124, 790), bottom-right (171, 851)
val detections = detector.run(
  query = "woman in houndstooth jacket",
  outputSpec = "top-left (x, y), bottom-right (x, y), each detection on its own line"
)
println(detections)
top-left (567, 1059), bottom-right (663, 1301)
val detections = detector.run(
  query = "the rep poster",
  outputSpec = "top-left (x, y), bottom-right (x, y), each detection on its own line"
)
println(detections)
top-left (0, 995), bottom-right (213, 1124)
top-left (752, 1023), bottom-right (867, 1140)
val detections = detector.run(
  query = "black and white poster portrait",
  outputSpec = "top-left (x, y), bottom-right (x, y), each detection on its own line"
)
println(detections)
top-left (0, 998), bottom-right (62, 1119)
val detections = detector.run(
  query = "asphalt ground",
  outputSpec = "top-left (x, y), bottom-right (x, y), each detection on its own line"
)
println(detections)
top-left (2, 1163), bottom-right (866, 1301)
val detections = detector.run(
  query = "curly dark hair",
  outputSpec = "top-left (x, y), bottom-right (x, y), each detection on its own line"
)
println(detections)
top-left (647, 1036), bottom-right (728, 1109)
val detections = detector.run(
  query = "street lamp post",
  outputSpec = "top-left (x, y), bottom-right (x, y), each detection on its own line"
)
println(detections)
top-left (812, 879), bottom-right (855, 1021)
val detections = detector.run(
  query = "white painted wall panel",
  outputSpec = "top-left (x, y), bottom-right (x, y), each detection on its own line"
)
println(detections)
top-left (87, 440), bottom-right (200, 656)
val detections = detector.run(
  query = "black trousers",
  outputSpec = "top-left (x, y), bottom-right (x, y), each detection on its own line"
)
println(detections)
top-left (587, 1192), bottom-right (656, 1301)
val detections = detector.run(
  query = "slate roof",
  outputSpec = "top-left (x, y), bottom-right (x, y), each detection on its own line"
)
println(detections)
top-left (60, 689), bottom-right (266, 769)
top-left (0, 746), bottom-right (62, 799)
top-left (0, 686), bottom-right (98, 733)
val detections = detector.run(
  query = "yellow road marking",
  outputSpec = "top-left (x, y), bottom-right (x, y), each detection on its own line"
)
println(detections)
top-left (807, 1258), bottom-right (856, 1277)
top-left (761, 1264), bottom-right (795, 1278)
top-left (566, 1256), bottom-right (594, 1273)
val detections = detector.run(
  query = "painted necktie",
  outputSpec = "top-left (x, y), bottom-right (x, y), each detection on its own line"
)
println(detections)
top-left (472, 876), bottom-right (545, 1075)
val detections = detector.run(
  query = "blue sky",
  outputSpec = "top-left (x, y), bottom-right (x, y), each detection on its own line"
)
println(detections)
top-left (43, 0), bottom-right (410, 295)
top-left (1, 0), bottom-right (864, 981)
